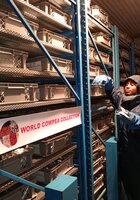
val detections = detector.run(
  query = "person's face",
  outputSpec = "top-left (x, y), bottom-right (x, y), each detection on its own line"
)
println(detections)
top-left (124, 80), bottom-right (138, 96)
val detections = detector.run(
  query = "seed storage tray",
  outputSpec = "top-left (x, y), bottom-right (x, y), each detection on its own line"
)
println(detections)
top-left (0, 147), bottom-right (33, 186)
top-left (0, 28), bottom-right (73, 55)
top-left (14, 0), bottom-right (72, 31)
top-left (0, 46), bottom-right (28, 69)
top-left (89, 4), bottom-right (108, 26)
top-left (0, 82), bottom-right (38, 104)
top-left (0, 144), bottom-right (77, 193)
top-left (27, 56), bottom-right (73, 75)
top-left (35, 153), bottom-right (74, 184)
top-left (32, 1), bottom-right (71, 26)
top-left (0, 10), bottom-right (39, 36)
top-left (32, 130), bottom-right (74, 157)
top-left (0, 176), bottom-right (35, 200)
top-left (38, 84), bottom-right (71, 101)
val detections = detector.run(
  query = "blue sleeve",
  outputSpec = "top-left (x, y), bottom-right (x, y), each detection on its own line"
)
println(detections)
top-left (128, 113), bottom-right (140, 129)
top-left (118, 111), bottom-right (140, 129)
top-left (92, 75), bottom-right (122, 109)
top-left (107, 87), bottom-right (122, 110)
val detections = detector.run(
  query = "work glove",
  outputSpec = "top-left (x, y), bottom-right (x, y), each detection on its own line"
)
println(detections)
top-left (92, 75), bottom-right (114, 93)
top-left (117, 107), bottom-right (137, 128)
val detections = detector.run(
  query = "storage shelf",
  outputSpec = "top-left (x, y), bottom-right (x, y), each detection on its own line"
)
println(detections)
top-left (66, 166), bottom-right (78, 176)
top-left (92, 106), bottom-right (114, 117)
top-left (89, 18), bottom-right (108, 34)
top-left (0, 98), bottom-right (75, 112)
top-left (14, 0), bottom-right (72, 32)
top-left (0, 144), bottom-right (77, 193)
top-left (90, 59), bottom-right (113, 69)
top-left (91, 95), bottom-right (107, 100)
top-left (31, 167), bottom-right (78, 199)
top-left (0, 66), bottom-right (74, 81)
top-left (0, 166), bottom-right (78, 200)
top-left (30, 0), bottom-right (71, 8)
top-left (89, 40), bottom-right (112, 52)
top-left (46, 0), bottom-right (71, 7)
top-left (88, 15), bottom-right (112, 36)
top-left (0, 28), bottom-right (73, 56)
top-left (92, 124), bottom-right (115, 140)
top-left (0, 1), bottom-right (119, 199)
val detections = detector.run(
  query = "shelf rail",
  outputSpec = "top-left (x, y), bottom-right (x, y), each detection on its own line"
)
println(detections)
top-left (0, 169), bottom-right (45, 192)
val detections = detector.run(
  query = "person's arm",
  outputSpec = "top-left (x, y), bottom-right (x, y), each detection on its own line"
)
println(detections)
top-left (117, 107), bottom-right (140, 129)
top-left (93, 75), bottom-right (140, 129)
top-left (92, 75), bottom-right (122, 109)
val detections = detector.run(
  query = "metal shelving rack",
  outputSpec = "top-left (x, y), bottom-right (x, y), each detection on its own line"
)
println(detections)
top-left (80, 1), bottom-right (93, 199)
top-left (0, 0), bottom-right (88, 200)
top-left (80, 1), bottom-right (120, 199)
top-left (0, 0), bottom-right (121, 200)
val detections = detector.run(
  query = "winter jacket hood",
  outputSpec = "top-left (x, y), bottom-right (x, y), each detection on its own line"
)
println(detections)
top-left (124, 75), bottom-right (140, 84)
top-left (124, 75), bottom-right (140, 94)
top-left (122, 75), bottom-right (140, 112)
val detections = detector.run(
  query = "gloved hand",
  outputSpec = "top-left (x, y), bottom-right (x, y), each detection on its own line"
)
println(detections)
top-left (117, 106), bottom-right (135, 125)
top-left (92, 75), bottom-right (114, 93)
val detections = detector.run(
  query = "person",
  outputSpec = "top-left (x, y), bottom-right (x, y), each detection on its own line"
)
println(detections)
top-left (93, 75), bottom-right (140, 200)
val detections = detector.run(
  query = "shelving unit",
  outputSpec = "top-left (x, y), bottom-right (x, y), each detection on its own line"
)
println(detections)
top-left (0, 0), bottom-right (88, 200)
top-left (80, 0), bottom-right (119, 199)
top-left (0, 1), bottom-right (133, 200)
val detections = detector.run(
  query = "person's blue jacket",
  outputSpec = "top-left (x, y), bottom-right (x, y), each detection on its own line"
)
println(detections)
top-left (93, 74), bottom-right (140, 200)
top-left (93, 75), bottom-right (140, 129)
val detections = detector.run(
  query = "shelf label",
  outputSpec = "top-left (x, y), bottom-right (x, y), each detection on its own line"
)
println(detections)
top-left (0, 106), bottom-right (81, 154)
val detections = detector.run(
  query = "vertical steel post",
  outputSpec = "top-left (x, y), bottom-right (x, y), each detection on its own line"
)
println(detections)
top-left (106, 26), bottom-right (119, 200)
top-left (106, 137), bottom-right (119, 200)
top-left (112, 26), bottom-right (120, 89)
top-left (74, 0), bottom-right (88, 199)
top-left (80, 1), bottom-right (94, 199)
top-left (130, 42), bottom-right (135, 75)
top-left (112, 25), bottom-right (119, 140)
